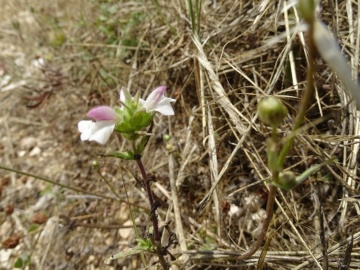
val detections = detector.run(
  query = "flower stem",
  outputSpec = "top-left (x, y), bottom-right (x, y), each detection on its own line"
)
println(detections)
top-left (239, 17), bottom-right (317, 261)
top-left (135, 157), bottom-right (168, 270)
top-left (278, 22), bottom-right (316, 167)
top-left (238, 184), bottom-right (276, 260)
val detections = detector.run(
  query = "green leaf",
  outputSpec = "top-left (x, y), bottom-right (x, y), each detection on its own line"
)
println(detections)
top-left (13, 254), bottom-right (29, 268)
top-left (13, 258), bottom-right (23, 268)
top-left (115, 120), bottom-right (137, 134)
top-left (28, 224), bottom-right (39, 233)
top-left (266, 138), bottom-right (279, 172)
top-left (295, 158), bottom-right (337, 186)
top-left (313, 20), bottom-right (360, 110)
top-left (130, 111), bottom-right (153, 130)
top-left (104, 151), bottom-right (135, 160)
top-left (136, 238), bottom-right (153, 250)
top-left (297, 0), bottom-right (316, 23)
top-left (104, 239), bottom-right (153, 265)
top-left (135, 134), bottom-right (151, 155)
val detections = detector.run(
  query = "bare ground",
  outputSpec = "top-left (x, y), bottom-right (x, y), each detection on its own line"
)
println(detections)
top-left (0, 0), bottom-right (359, 269)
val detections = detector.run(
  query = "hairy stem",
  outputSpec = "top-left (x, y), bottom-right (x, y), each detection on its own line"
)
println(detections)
top-left (135, 158), bottom-right (168, 270)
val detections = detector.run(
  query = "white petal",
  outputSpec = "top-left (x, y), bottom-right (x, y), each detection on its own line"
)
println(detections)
top-left (78, 120), bottom-right (115, 144)
top-left (89, 123), bottom-right (115, 144)
top-left (228, 204), bottom-right (241, 218)
top-left (78, 120), bottom-right (94, 141)
top-left (119, 89), bottom-right (126, 103)
top-left (143, 90), bottom-right (162, 111)
top-left (313, 20), bottom-right (360, 109)
top-left (142, 86), bottom-right (168, 112)
top-left (152, 97), bottom-right (176, 115)
top-left (138, 98), bottom-right (146, 106)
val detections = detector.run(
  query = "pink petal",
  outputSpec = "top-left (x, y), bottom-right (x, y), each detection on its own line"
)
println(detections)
top-left (87, 106), bottom-right (117, 121)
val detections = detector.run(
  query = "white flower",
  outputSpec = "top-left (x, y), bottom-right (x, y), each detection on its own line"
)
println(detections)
top-left (78, 106), bottom-right (118, 144)
top-left (139, 86), bottom-right (176, 115)
top-left (78, 86), bottom-right (176, 144)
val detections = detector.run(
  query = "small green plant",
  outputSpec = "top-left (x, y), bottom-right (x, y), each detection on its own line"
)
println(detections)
top-left (237, 0), bottom-right (354, 260)
top-left (78, 86), bottom-right (177, 269)
top-left (96, 2), bottom-right (143, 49)
top-left (13, 254), bottom-right (30, 269)
top-left (187, 0), bottom-right (201, 35)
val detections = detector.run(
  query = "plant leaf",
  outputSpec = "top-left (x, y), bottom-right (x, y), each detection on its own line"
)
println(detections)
top-left (103, 151), bottom-right (135, 160)
top-left (104, 242), bottom-right (152, 265)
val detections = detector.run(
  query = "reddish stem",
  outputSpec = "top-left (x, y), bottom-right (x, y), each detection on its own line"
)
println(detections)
top-left (135, 158), bottom-right (168, 270)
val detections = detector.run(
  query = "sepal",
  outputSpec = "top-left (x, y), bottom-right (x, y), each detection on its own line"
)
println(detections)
top-left (135, 123), bottom-right (153, 154)
top-left (273, 171), bottom-right (297, 191)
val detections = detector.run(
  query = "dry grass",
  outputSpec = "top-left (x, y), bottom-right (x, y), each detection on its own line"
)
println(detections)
top-left (0, 0), bottom-right (360, 269)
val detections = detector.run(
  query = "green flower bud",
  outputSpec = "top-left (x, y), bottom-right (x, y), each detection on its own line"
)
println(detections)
top-left (92, 160), bottom-right (100, 170)
top-left (258, 97), bottom-right (288, 127)
top-left (163, 134), bottom-right (171, 142)
top-left (297, 0), bottom-right (317, 24)
top-left (165, 143), bottom-right (173, 152)
top-left (274, 171), bottom-right (297, 190)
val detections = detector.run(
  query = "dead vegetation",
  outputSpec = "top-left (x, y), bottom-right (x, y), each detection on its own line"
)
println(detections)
top-left (0, 0), bottom-right (359, 269)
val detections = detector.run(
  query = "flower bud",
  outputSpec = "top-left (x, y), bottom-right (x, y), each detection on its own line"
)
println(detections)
top-left (163, 134), bottom-right (171, 142)
top-left (165, 143), bottom-right (173, 152)
top-left (92, 160), bottom-right (100, 170)
top-left (275, 171), bottom-right (297, 190)
top-left (258, 97), bottom-right (288, 127)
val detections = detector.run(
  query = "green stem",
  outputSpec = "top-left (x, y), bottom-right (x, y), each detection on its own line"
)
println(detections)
top-left (278, 22), bottom-right (316, 168)
top-left (195, 0), bottom-right (200, 35)
top-left (188, 0), bottom-right (195, 32)
top-left (240, 10), bottom-right (317, 262)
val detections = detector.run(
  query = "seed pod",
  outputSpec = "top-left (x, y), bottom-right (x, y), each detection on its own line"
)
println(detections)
top-left (275, 171), bottom-right (297, 191)
top-left (258, 97), bottom-right (288, 127)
